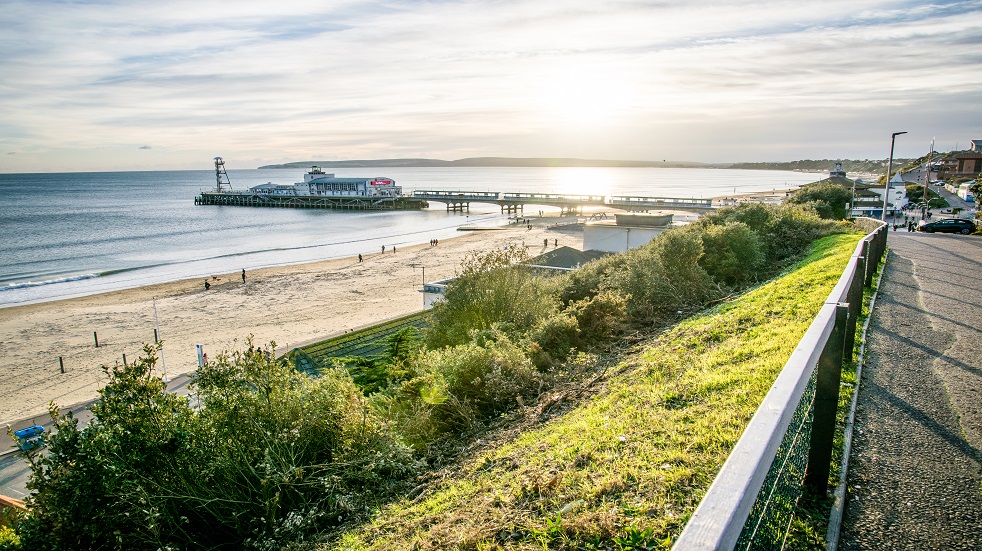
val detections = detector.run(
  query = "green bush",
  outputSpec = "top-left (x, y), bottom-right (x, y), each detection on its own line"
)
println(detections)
top-left (426, 246), bottom-right (560, 348)
top-left (381, 334), bottom-right (541, 446)
top-left (701, 203), bottom-right (842, 265)
top-left (18, 343), bottom-right (416, 550)
top-left (558, 253), bottom-right (629, 305)
top-left (567, 289), bottom-right (629, 344)
top-left (601, 228), bottom-right (719, 323)
top-left (696, 221), bottom-right (766, 286)
top-left (529, 313), bottom-right (581, 366)
top-left (786, 180), bottom-right (852, 220)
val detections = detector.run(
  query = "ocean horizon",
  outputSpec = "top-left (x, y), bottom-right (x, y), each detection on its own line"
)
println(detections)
top-left (0, 166), bottom-right (823, 308)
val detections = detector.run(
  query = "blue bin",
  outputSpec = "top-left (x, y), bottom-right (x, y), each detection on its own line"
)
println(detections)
top-left (13, 425), bottom-right (45, 451)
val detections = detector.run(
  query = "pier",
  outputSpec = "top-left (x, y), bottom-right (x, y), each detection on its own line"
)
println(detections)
top-left (410, 190), bottom-right (715, 214)
top-left (195, 191), bottom-right (428, 210)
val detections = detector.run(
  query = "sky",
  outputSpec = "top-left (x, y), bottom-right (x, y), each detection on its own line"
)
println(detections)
top-left (1, 0), bottom-right (980, 173)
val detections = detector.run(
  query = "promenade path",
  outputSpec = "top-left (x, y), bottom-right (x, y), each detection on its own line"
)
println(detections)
top-left (840, 230), bottom-right (982, 549)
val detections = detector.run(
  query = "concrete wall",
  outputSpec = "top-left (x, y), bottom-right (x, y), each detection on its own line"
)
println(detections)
top-left (583, 223), bottom-right (667, 253)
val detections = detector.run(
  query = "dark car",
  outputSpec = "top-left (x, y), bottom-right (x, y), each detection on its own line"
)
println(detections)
top-left (918, 218), bottom-right (976, 234)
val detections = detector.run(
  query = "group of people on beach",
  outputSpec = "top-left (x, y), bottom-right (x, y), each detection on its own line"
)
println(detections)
top-left (204, 269), bottom-right (246, 290)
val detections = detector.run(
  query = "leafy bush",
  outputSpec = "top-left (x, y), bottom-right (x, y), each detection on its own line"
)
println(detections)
top-left (558, 253), bottom-right (629, 305)
top-left (567, 289), bottom-right (629, 344)
top-left (601, 228), bottom-right (719, 323)
top-left (17, 343), bottom-right (416, 550)
top-left (696, 221), bottom-right (766, 286)
top-left (701, 203), bottom-right (842, 265)
top-left (381, 334), bottom-right (541, 446)
top-left (529, 313), bottom-right (581, 366)
top-left (786, 180), bottom-right (852, 219)
top-left (426, 246), bottom-right (560, 348)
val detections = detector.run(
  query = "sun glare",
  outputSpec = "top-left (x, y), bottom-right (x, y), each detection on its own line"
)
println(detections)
top-left (549, 167), bottom-right (614, 197)
top-left (538, 69), bottom-right (633, 127)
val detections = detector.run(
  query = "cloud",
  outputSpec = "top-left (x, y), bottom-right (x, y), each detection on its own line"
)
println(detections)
top-left (1, 0), bottom-right (981, 171)
top-left (139, 145), bottom-right (152, 149)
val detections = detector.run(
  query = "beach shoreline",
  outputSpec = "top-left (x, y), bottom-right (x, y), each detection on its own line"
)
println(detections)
top-left (0, 217), bottom-right (584, 425)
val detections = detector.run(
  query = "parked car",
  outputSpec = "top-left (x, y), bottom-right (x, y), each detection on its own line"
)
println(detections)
top-left (917, 218), bottom-right (976, 234)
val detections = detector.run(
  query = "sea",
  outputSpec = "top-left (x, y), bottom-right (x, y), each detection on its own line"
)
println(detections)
top-left (0, 166), bottom-right (822, 308)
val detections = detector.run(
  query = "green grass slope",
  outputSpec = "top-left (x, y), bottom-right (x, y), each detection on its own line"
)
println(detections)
top-left (326, 233), bottom-right (863, 551)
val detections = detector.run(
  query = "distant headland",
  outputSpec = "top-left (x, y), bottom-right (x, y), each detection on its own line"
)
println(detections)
top-left (257, 157), bottom-right (906, 172)
top-left (257, 157), bottom-right (715, 169)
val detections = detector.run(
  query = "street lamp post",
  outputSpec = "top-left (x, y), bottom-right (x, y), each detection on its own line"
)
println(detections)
top-left (882, 131), bottom-right (908, 221)
top-left (921, 140), bottom-right (934, 220)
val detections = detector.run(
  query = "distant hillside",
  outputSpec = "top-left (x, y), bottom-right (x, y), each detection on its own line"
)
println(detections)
top-left (729, 159), bottom-right (911, 173)
top-left (258, 157), bottom-right (916, 172)
top-left (257, 157), bottom-right (714, 169)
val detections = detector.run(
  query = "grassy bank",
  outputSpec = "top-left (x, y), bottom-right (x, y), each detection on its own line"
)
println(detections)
top-left (325, 232), bottom-right (862, 550)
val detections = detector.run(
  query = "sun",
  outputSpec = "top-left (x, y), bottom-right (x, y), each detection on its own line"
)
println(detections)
top-left (538, 69), bottom-right (634, 127)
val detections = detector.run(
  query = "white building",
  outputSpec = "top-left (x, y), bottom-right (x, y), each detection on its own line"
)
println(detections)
top-left (583, 213), bottom-right (674, 253)
top-left (957, 182), bottom-right (976, 203)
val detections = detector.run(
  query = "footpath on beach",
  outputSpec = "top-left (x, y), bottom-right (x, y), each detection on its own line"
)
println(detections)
top-left (840, 231), bottom-right (982, 549)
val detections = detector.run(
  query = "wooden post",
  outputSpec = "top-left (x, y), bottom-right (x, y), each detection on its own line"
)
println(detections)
top-left (122, 353), bottom-right (127, 366)
top-left (94, 331), bottom-right (99, 348)
top-left (59, 356), bottom-right (65, 374)
top-left (843, 251), bottom-right (866, 360)
top-left (154, 328), bottom-right (159, 344)
top-left (805, 303), bottom-right (849, 495)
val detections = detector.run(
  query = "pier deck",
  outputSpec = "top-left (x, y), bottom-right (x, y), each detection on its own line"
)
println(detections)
top-left (410, 191), bottom-right (715, 214)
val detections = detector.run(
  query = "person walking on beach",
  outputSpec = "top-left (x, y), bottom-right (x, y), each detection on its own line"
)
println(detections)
top-left (204, 280), bottom-right (210, 290)
top-left (382, 245), bottom-right (386, 253)
top-left (358, 254), bottom-right (363, 262)
top-left (241, 269), bottom-right (246, 283)
top-left (392, 246), bottom-right (396, 253)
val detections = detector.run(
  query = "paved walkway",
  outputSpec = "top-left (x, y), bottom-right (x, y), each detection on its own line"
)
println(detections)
top-left (840, 231), bottom-right (982, 550)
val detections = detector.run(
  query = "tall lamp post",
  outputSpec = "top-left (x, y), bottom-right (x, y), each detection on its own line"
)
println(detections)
top-left (921, 139), bottom-right (934, 220)
top-left (882, 131), bottom-right (907, 221)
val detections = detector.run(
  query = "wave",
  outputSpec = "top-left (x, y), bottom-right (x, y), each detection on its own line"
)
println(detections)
top-left (0, 273), bottom-right (100, 292)
top-left (0, 212), bottom-right (506, 300)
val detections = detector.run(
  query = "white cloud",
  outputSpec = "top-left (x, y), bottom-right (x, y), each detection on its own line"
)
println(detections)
top-left (1, 0), bottom-right (981, 171)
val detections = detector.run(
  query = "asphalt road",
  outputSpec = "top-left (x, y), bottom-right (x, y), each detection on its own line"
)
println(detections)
top-left (840, 230), bottom-right (982, 549)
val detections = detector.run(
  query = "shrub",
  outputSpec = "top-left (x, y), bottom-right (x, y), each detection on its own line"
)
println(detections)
top-left (426, 246), bottom-right (559, 348)
top-left (567, 289), bottom-right (629, 344)
top-left (786, 180), bottom-right (852, 219)
top-left (529, 313), bottom-right (581, 366)
top-left (382, 334), bottom-right (541, 446)
top-left (558, 253), bottom-right (629, 305)
top-left (602, 228), bottom-right (719, 323)
top-left (696, 221), bottom-right (766, 286)
top-left (18, 343), bottom-right (416, 550)
top-left (702, 203), bottom-right (842, 265)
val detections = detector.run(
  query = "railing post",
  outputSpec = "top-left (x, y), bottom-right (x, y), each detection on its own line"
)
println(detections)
top-left (804, 302), bottom-right (849, 496)
top-left (843, 250), bottom-right (866, 360)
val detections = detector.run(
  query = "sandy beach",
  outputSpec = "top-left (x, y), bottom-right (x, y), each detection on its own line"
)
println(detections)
top-left (0, 218), bottom-right (584, 425)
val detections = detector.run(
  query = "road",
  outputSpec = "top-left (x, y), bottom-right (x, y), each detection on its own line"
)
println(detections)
top-left (840, 227), bottom-right (982, 549)
top-left (1, 374), bottom-right (192, 500)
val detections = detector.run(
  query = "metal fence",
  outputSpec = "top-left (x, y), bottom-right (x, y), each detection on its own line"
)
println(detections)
top-left (673, 220), bottom-right (887, 550)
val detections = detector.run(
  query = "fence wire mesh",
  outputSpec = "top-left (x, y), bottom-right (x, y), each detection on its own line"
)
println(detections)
top-left (735, 372), bottom-right (817, 550)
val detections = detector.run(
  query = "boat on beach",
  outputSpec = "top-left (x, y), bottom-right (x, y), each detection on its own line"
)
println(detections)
top-left (195, 157), bottom-right (428, 210)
